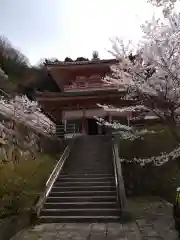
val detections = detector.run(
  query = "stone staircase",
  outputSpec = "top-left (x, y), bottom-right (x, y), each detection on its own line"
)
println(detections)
top-left (39, 136), bottom-right (121, 223)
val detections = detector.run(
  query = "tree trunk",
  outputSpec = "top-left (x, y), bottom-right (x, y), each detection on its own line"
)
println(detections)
top-left (163, 114), bottom-right (180, 143)
top-left (168, 124), bottom-right (180, 143)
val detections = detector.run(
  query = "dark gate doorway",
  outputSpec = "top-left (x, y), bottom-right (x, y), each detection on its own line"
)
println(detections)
top-left (87, 118), bottom-right (98, 135)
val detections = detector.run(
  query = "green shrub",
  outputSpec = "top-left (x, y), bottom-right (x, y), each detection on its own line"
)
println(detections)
top-left (0, 154), bottom-right (57, 218)
top-left (119, 125), bottom-right (177, 159)
top-left (119, 125), bottom-right (180, 203)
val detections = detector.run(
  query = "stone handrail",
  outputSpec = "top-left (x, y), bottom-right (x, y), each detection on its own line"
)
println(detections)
top-left (36, 139), bottom-right (74, 216)
top-left (45, 145), bottom-right (70, 197)
top-left (112, 136), bottom-right (128, 214)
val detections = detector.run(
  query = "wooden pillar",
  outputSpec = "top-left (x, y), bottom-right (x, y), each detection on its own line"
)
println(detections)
top-left (81, 108), bottom-right (88, 135)
top-left (109, 114), bottom-right (112, 122)
top-left (127, 111), bottom-right (132, 126)
top-left (82, 117), bottom-right (88, 135)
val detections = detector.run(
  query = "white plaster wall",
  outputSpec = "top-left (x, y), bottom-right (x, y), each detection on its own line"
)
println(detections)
top-left (62, 109), bottom-right (106, 120)
top-left (62, 110), bottom-right (83, 120)
top-left (62, 108), bottom-right (131, 120)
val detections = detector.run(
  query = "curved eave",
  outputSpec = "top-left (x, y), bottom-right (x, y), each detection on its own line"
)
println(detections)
top-left (45, 58), bottom-right (118, 88)
top-left (35, 89), bottom-right (126, 99)
top-left (35, 90), bottom-right (140, 110)
top-left (44, 58), bottom-right (118, 67)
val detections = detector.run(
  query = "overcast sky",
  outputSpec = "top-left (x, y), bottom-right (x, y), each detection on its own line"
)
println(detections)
top-left (0, 0), bottom-right (176, 65)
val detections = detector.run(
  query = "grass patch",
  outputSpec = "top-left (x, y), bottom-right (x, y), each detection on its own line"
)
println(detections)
top-left (0, 154), bottom-right (57, 218)
top-left (127, 196), bottom-right (173, 220)
top-left (128, 196), bottom-right (163, 218)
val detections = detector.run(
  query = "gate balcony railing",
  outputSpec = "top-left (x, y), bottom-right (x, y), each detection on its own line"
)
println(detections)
top-left (56, 123), bottom-right (82, 138)
top-left (63, 82), bottom-right (117, 92)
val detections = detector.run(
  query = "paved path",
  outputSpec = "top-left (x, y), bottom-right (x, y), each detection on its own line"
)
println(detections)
top-left (11, 220), bottom-right (178, 240)
top-left (12, 223), bottom-right (141, 240)
top-left (12, 198), bottom-right (179, 239)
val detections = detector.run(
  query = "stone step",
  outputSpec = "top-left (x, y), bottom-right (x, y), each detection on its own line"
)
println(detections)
top-left (39, 215), bottom-right (120, 223)
top-left (61, 170), bottom-right (114, 174)
top-left (40, 208), bottom-right (120, 217)
top-left (54, 181), bottom-right (115, 187)
top-left (46, 196), bottom-right (117, 203)
top-left (56, 177), bottom-right (115, 182)
top-left (48, 190), bottom-right (116, 197)
top-left (44, 202), bottom-right (117, 209)
top-left (62, 164), bottom-right (113, 168)
top-left (51, 186), bottom-right (116, 192)
top-left (38, 136), bottom-right (119, 224)
top-left (59, 173), bottom-right (113, 177)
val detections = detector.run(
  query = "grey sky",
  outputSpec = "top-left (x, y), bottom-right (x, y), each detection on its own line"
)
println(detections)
top-left (0, 0), bottom-right (63, 64)
top-left (0, 0), bottom-right (168, 65)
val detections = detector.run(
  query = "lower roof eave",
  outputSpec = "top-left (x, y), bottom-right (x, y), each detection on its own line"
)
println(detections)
top-left (35, 89), bottom-right (127, 100)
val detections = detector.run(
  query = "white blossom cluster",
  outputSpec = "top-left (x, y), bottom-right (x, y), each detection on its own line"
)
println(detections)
top-left (0, 92), bottom-right (56, 161)
top-left (97, 103), bottom-right (147, 113)
top-left (117, 131), bottom-right (141, 141)
top-left (95, 116), bottom-right (157, 140)
top-left (148, 0), bottom-right (177, 17)
top-left (120, 144), bottom-right (180, 166)
top-left (149, 0), bottom-right (177, 7)
top-left (95, 116), bottom-right (132, 131)
top-left (0, 95), bottom-right (55, 136)
top-left (0, 67), bottom-right (8, 79)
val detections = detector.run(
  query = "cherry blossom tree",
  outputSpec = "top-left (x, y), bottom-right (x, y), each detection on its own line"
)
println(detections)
top-left (0, 92), bottom-right (55, 136)
top-left (0, 87), bottom-right (55, 162)
top-left (148, 0), bottom-right (178, 16)
top-left (149, 0), bottom-right (177, 8)
top-left (97, 12), bottom-right (180, 165)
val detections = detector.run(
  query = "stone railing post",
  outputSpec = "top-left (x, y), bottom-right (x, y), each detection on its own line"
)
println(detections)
top-left (113, 136), bottom-right (129, 217)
